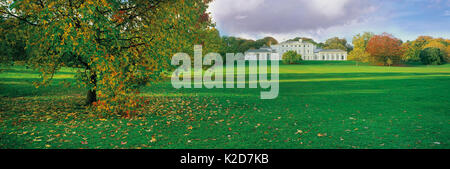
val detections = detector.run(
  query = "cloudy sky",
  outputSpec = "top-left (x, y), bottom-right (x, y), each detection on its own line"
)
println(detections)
top-left (207, 0), bottom-right (450, 43)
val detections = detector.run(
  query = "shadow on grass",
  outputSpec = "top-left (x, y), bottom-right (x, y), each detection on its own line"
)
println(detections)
top-left (141, 72), bottom-right (450, 98)
top-left (0, 77), bottom-right (81, 98)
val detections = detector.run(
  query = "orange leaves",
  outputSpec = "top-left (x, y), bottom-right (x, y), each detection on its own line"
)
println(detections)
top-left (112, 13), bottom-right (125, 24)
top-left (317, 133), bottom-right (326, 137)
top-left (48, 2), bottom-right (56, 8)
top-left (366, 33), bottom-right (404, 65)
top-left (150, 135), bottom-right (157, 143)
top-left (86, 0), bottom-right (94, 5)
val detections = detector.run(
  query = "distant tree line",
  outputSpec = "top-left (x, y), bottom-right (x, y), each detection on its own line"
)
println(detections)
top-left (348, 32), bottom-right (449, 66)
top-left (218, 36), bottom-right (279, 56)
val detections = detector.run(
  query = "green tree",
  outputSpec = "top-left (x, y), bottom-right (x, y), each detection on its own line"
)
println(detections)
top-left (423, 38), bottom-right (448, 61)
top-left (286, 37), bottom-right (323, 48)
top-left (256, 36), bottom-right (278, 47)
top-left (420, 47), bottom-right (446, 65)
top-left (282, 51), bottom-right (302, 64)
top-left (1, 0), bottom-right (216, 115)
top-left (0, 17), bottom-right (29, 64)
top-left (402, 36), bottom-right (433, 62)
top-left (323, 37), bottom-right (351, 52)
top-left (220, 36), bottom-right (278, 55)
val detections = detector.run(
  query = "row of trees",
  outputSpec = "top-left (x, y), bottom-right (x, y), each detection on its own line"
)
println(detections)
top-left (218, 36), bottom-right (278, 56)
top-left (349, 32), bottom-right (449, 66)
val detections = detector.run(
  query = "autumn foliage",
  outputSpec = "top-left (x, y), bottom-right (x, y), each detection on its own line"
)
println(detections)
top-left (1, 0), bottom-right (217, 116)
top-left (366, 33), bottom-right (404, 65)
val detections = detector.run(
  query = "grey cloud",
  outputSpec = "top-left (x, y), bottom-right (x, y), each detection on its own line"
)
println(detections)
top-left (212, 0), bottom-right (376, 34)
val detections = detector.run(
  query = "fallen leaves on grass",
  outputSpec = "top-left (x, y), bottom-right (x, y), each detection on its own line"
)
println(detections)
top-left (317, 133), bottom-right (327, 137)
top-left (150, 135), bottom-right (157, 143)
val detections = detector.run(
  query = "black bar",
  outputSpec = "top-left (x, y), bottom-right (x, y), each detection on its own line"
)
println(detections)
top-left (1, 149), bottom-right (447, 168)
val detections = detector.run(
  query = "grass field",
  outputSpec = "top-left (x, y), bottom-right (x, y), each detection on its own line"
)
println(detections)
top-left (1, 61), bottom-right (449, 149)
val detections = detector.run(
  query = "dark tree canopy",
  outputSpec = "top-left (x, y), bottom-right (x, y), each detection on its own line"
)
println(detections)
top-left (219, 36), bottom-right (278, 55)
top-left (420, 47), bottom-right (446, 65)
top-left (323, 37), bottom-right (352, 52)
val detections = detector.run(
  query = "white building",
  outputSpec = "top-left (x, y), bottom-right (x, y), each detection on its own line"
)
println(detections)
top-left (314, 49), bottom-right (348, 61)
top-left (244, 45), bottom-right (281, 60)
top-left (245, 39), bottom-right (347, 61)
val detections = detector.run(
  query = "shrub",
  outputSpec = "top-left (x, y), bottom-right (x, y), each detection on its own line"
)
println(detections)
top-left (420, 47), bottom-right (446, 65)
top-left (282, 51), bottom-right (302, 64)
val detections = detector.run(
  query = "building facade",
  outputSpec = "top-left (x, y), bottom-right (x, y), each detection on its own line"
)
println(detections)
top-left (271, 39), bottom-right (316, 60)
top-left (245, 39), bottom-right (347, 61)
top-left (314, 49), bottom-right (348, 61)
top-left (244, 46), bottom-right (281, 60)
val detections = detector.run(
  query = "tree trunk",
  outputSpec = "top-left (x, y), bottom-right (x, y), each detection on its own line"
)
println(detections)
top-left (86, 72), bottom-right (97, 106)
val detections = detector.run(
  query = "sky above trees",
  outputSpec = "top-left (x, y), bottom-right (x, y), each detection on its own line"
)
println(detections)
top-left (207, 0), bottom-right (450, 43)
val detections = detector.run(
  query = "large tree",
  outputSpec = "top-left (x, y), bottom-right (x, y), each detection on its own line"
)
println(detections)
top-left (1, 0), bottom-right (216, 114)
top-left (402, 36), bottom-right (433, 62)
top-left (0, 17), bottom-right (29, 63)
top-left (366, 33), bottom-right (404, 65)
top-left (323, 37), bottom-right (352, 52)
top-left (420, 47), bottom-right (446, 65)
top-left (423, 38), bottom-right (448, 61)
top-left (348, 32), bottom-right (374, 65)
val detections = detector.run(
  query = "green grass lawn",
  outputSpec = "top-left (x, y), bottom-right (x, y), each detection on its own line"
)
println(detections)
top-left (1, 61), bottom-right (449, 149)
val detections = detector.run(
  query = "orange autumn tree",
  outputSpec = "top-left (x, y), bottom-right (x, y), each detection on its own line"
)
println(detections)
top-left (1, 0), bottom-right (216, 115)
top-left (366, 33), bottom-right (404, 66)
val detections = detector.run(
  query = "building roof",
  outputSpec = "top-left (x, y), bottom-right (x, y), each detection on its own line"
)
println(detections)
top-left (246, 48), bottom-right (273, 53)
top-left (260, 44), bottom-right (270, 49)
top-left (315, 49), bottom-right (346, 53)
